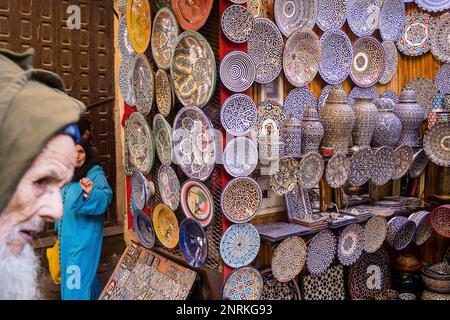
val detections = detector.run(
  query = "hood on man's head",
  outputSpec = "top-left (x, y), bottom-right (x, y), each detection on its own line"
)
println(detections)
top-left (0, 48), bottom-right (86, 213)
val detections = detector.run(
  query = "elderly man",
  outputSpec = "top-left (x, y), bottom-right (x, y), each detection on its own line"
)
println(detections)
top-left (0, 48), bottom-right (85, 299)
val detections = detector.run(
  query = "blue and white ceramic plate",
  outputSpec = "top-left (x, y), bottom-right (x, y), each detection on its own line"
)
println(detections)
top-left (220, 223), bottom-right (260, 269)
top-left (179, 218), bottom-right (208, 268)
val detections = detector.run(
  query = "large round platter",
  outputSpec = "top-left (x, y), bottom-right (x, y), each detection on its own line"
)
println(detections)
top-left (223, 137), bottom-right (258, 178)
top-left (153, 114), bottom-right (173, 165)
top-left (407, 78), bottom-right (439, 113)
top-left (118, 15), bottom-right (136, 58)
top-left (408, 211), bottom-right (432, 246)
top-left (396, 13), bottom-right (435, 57)
top-left (306, 230), bottom-right (337, 276)
top-left (297, 152), bottom-right (324, 189)
top-left (348, 147), bottom-right (374, 187)
top-left (220, 223), bottom-right (260, 269)
top-left (131, 54), bottom-right (154, 116)
top-left (151, 8), bottom-right (179, 70)
top-left (125, 112), bottom-right (155, 175)
top-left (131, 171), bottom-right (151, 211)
top-left (274, 0), bottom-right (317, 38)
top-left (350, 37), bottom-right (385, 88)
top-left (319, 29), bottom-right (353, 85)
top-left (221, 5), bottom-right (254, 43)
top-left (171, 0), bottom-right (213, 31)
top-left (179, 218), bottom-right (208, 268)
top-left (409, 148), bottom-right (429, 179)
top-left (180, 180), bottom-right (214, 227)
top-left (155, 69), bottom-right (174, 117)
top-left (222, 266), bottom-right (263, 300)
top-left (248, 18), bottom-right (284, 84)
top-left (379, 0), bottom-right (405, 42)
top-left (431, 12), bottom-right (450, 63)
top-left (158, 165), bottom-right (180, 211)
top-left (260, 269), bottom-right (301, 300)
top-left (171, 31), bottom-right (216, 108)
top-left (126, 0), bottom-right (152, 54)
top-left (271, 236), bottom-right (307, 283)
top-left (347, 0), bottom-right (379, 37)
top-left (430, 205), bottom-right (450, 238)
top-left (317, 0), bottom-right (346, 32)
top-left (269, 157), bottom-right (299, 196)
top-left (387, 216), bottom-right (416, 250)
top-left (337, 224), bottom-right (364, 266)
top-left (363, 215), bottom-right (388, 253)
top-left (221, 177), bottom-right (263, 224)
top-left (435, 63), bottom-right (450, 94)
top-left (393, 145), bottom-right (414, 180)
top-left (424, 122), bottom-right (450, 167)
top-left (284, 87), bottom-right (317, 121)
top-left (379, 41), bottom-right (398, 85)
top-left (415, 0), bottom-right (450, 12)
top-left (119, 55), bottom-right (136, 106)
top-left (283, 29), bottom-right (321, 88)
top-left (251, 101), bottom-right (287, 141)
top-left (371, 146), bottom-right (395, 186)
top-left (172, 105), bottom-right (216, 181)
top-left (221, 94), bottom-right (257, 137)
top-left (133, 211), bottom-right (156, 249)
top-left (326, 153), bottom-right (351, 188)
top-left (152, 203), bottom-right (179, 249)
top-left (348, 86), bottom-right (378, 106)
top-left (220, 51), bottom-right (256, 93)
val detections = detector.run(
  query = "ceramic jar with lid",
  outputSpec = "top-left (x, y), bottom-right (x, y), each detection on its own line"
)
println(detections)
top-left (318, 85), bottom-right (356, 154)
top-left (394, 86), bottom-right (427, 147)
top-left (281, 116), bottom-right (302, 158)
top-left (372, 97), bottom-right (403, 147)
top-left (351, 96), bottom-right (378, 149)
top-left (301, 104), bottom-right (324, 156)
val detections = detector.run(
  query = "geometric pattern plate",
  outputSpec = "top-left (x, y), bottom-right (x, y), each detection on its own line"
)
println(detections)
top-left (350, 37), bottom-right (385, 88)
top-left (370, 146), bottom-right (395, 186)
top-left (431, 12), bottom-right (450, 63)
top-left (221, 94), bottom-right (258, 137)
top-left (158, 165), bottom-right (180, 211)
top-left (326, 153), bottom-right (351, 188)
top-left (271, 236), bottom-right (307, 282)
top-left (392, 145), bottom-right (414, 180)
top-left (379, 0), bottom-right (405, 42)
top-left (306, 230), bottom-right (337, 276)
top-left (317, 0), bottom-right (347, 32)
top-left (348, 147), bottom-right (374, 187)
top-left (396, 13), bottom-right (435, 57)
top-left (424, 122), bottom-right (450, 167)
top-left (223, 266), bottom-right (264, 300)
top-left (363, 215), bottom-right (388, 253)
top-left (347, 0), bottom-right (379, 37)
top-left (337, 224), bottom-right (364, 266)
top-left (153, 114), bottom-right (173, 166)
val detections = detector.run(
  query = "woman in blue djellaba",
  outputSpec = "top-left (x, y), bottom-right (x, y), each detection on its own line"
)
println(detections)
top-left (55, 138), bottom-right (112, 300)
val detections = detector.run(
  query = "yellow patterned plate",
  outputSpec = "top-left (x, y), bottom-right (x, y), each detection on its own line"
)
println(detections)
top-left (152, 203), bottom-right (179, 249)
top-left (126, 0), bottom-right (152, 54)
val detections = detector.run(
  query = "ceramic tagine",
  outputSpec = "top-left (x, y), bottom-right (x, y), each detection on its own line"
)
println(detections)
top-left (394, 86), bottom-right (427, 147)
top-left (372, 97), bottom-right (403, 147)
top-left (351, 95), bottom-right (378, 150)
top-left (301, 104), bottom-right (324, 156)
top-left (318, 85), bottom-right (356, 154)
top-left (281, 116), bottom-right (302, 158)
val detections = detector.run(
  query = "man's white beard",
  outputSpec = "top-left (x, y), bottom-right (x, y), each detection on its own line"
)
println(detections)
top-left (0, 229), bottom-right (40, 300)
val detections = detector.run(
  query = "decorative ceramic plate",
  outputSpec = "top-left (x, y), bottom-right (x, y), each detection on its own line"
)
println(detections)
top-left (435, 64), bottom-right (450, 95)
top-left (380, 90), bottom-right (399, 104)
top-left (151, 8), bottom-right (179, 70)
top-left (363, 215), bottom-right (388, 253)
top-left (348, 86), bottom-right (378, 106)
top-left (119, 55), bottom-right (136, 106)
top-left (221, 177), bottom-right (263, 224)
top-left (153, 114), bottom-right (173, 165)
top-left (118, 15), bottom-right (136, 58)
top-left (158, 165), bottom-right (180, 211)
top-left (301, 264), bottom-right (345, 300)
top-left (319, 29), bottom-right (353, 85)
top-left (131, 171), bottom-right (151, 210)
top-left (283, 29), bottom-right (321, 88)
top-left (285, 184), bottom-right (313, 221)
top-left (318, 85), bottom-right (333, 111)
top-left (221, 94), bottom-right (257, 136)
top-left (306, 230), bottom-right (337, 276)
top-left (379, 41), bottom-right (398, 85)
top-left (415, 0), bottom-right (450, 12)
top-left (409, 148), bottom-right (429, 179)
top-left (133, 211), bottom-right (156, 249)
top-left (223, 137), bottom-right (258, 177)
top-left (126, 0), bottom-right (152, 53)
top-left (251, 101), bottom-right (287, 141)
top-left (284, 87), bottom-right (317, 122)
top-left (393, 145), bottom-right (414, 180)
top-left (326, 153), bottom-right (351, 188)
top-left (223, 267), bottom-right (263, 300)
top-left (152, 203), bottom-right (179, 249)
top-left (347, 0), bottom-right (379, 37)
top-left (348, 147), bottom-right (374, 186)
top-left (220, 51), bottom-right (256, 93)
top-left (220, 223), bottom-right (260, 268)
top-left (350, 37), bottom-right (385, 88)
top-left (180, 180), bottom-right (214, 227)
top-left (132, 54), bottom-right (154, 116)
top-left (179, 218), bottom-right (208, 268)
top-left (424, 122), bottom-right (450, 167)
top-left (431, 13), bottom-right (450, 63)
top-left (171, 31), bottom-right (216, 108)
top-left (408, 211), bottom-right (432, 245)
top-left (430, 205), bottom-right (450, 238)
top-left (274, 0), bottom-right (317, 37)
top-left (371, 146), bottom-right (395, 186)
top-left (155, 69), bottom-right (174, 117)
top-left (125, 112), bottom-right (155, 175)
top-left (248, 18), bottom-right (284, 84)
top-left (171, 0), bottom-right (213, 31)
top-left (317, 0), bottom-right (346, 31)
top-left (298, 152), bottom-right (324, 189)
top-left (407, 78), bottom-right (439, 113)
top-left (397, 13), bottom-right (435, 56)
top-left (271, 236), bottom-right (307, 282)
top-left (270, 157), bottom-right (299, 196)
top-left (260, 269), bottom-right (301, 300)
top-left (248, 0), bottom-right (270, 18)
top-left (388, 216), bottom-right (416, 250)
top-left (379, 0), bottom-right (405, 42)
top-left (337, 224), bottom-right (364, 266)
top-left (172, 105), bottom-right (216, 181)
top-left (221, 5), bottom-right (254, 43)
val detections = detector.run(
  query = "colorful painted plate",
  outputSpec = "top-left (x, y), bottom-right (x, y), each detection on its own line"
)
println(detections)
top-left (317, 0), bottom-right (346, 31)
top-left (297, 152), bottom-right (324, 189)
top-left (220, 51), bottom-right (256, 93)
top-left (171, 31), bottom-right (216, 108)
top-left (350, 37), bottom-right (385, 88)
top-left (180, 180), bottom-right (214, 227)
top-left (251, 101), bottom-right (287, 141)
top-left (220, 223), bottom-right (260, 268)
top-left (435, 63), bottom-right (450, 95)
top-left (371, 146), bottom-right (395, 186)
top-left (306, 230), bottom-right (337, 276)
top-left (221, 94), bottom-right (257, 137)
top-left (153, 114), bottom-right (173, 166)
top-left (409, 148), bottom-right (429, 179)
top-left (396, 13), bottom-right (435, 57)
top-left (158, 165), bottom-right (180, 211)
top-left (274, 0), bottom-right (317, 37)
top-left (379, 41), bottom-right (398, 85)
top-left (223, 266), bottom-right (263, 300)
top-left (118, 15), bottom-right (136, 58)
top-left (379, 0), bottom-right (405, 42)
top-left (151, 8), bottom-right (179, 70)
top-left (269, 157), bottom-right (299, 196)
top-left (326, 153), bottom-right (351, 188)
top-left (431, 12), bottom-right (450, 63)
top-left (133, 211), bottom-right (156, 249)
top-left (363, 215), bottom-right (388, 253)
top-left (171, 0), bottom-right (213, 31)
top-left (179, 218), bottom-right (208, 268)
top-left (424, 122), bottom-right (450, 167)
top-left (348, 147), bottom-right (374, 187)
top-left (271, 236), bottom-right (307, 282)
top-left (221, 5), bottom-right (254, 43)
top-left (260, 269), bottom-right (301, 300)
top-left (132, 54), bottom-right (154, 116)
top-left (393, 145), bottom-right (414, 180)
top-left (155, 69), bottom-right (174, 117)
top-left (347, 0), bottom-right (379, 37)
top-left (126, 0), bottom-right (152, 53)
top-left (284, 87), bottom-right (317, 121)
top-left (337, 224), bottom-right (364, 266)
top-left (152, 203), bottom-right (179, 249)
top-left (223, 137), bottom-right (258, 178)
